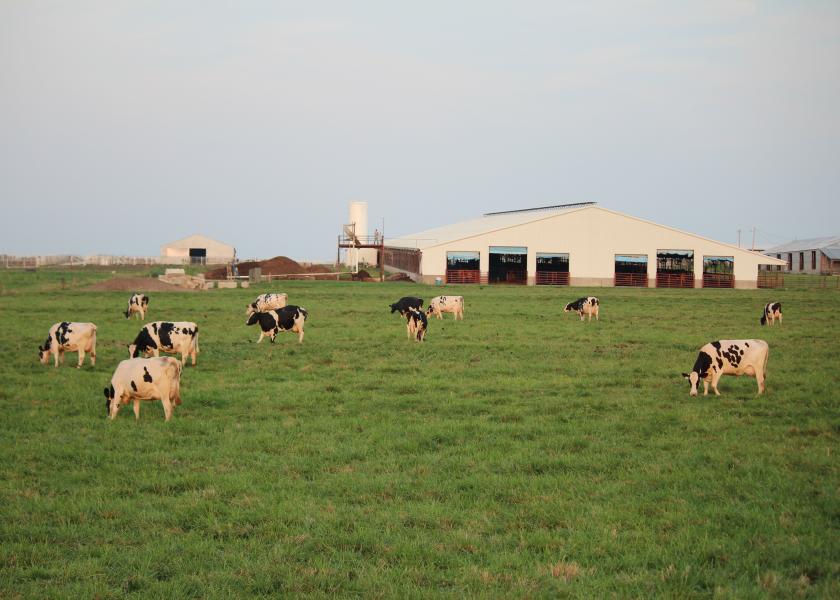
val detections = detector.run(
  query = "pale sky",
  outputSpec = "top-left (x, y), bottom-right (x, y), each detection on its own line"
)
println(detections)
top-left (1, 1), bottom-right (838, 260)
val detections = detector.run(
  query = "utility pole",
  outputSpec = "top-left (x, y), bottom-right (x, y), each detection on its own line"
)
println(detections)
top-left (737, 229), bottom-right (741, 248)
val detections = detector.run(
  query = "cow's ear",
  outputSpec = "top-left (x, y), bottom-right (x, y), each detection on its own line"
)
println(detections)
top-left (681, 372), bottom-right (690, 379)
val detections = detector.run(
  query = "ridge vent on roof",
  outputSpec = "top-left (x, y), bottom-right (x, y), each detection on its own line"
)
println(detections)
top-left (483, 202), bottom-right (597, 217)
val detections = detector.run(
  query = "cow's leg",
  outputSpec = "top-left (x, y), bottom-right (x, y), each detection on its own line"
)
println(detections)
top-left (52, 350), bottom-right (59, 368)
top-left (76, 348), bottom-right (85, 369)
top-left (257, 331), bottom-right (264, 343)
top-left (711, 372), bottom-right (722, 396)
top-left (755, 364), bottom-right (766, 394)
top-left (58, 349), bottom-right (65, 366)
top-left (133, 399), bottom-right (141, 420)
top-left (778, 313), bottom-right (782, 325)
top-left (88, 336), bottom-right (96, 366)
top-left (161, 397), bottom-right (173, 422)
top-left (190, 343), bottom-right (197, 366)
top-left (702, 379), bottom-right (709, 396)
top-left (595, 308), bottom-right (599, 321)
top-left (297, 327), bottom-right (304, 343)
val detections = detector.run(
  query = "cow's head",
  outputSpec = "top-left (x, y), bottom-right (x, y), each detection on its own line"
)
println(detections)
top-left (563, 303), bottom-right (573, 313)
top-left (246, 303), bottom-right (258, 317)
top-left (246, 312), bottom-right (260, 326)
top-left (103, 384), bottom-right (115, 417)
top-left (760, 314), bottom-right (767, 326)
top-left (124, 308), bottom-right (131, 319)
top-left (389, 303), bottom-right (399, 314)
top-left (682, 371), bottom-right (702, 396)
top-left (38, 337), bottom-right (51, 364)
top-left (128, 344), bottom-right (140, 358)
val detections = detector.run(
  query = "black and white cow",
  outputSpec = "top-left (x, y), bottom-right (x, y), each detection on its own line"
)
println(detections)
top-left (39, 322), bottom-right (97, 368)
top-left (246, 305), bottom-right (308, 343)
top-left (564, 297), bottom-right (600, 322)
top-left (406, 307), bottom-right (428, 342)
top-left (390, 296), bottom-right (423, 316)
top-left (426, 295), bottom-right (464, 320)
top-left (124, 293), bottom-right (149, 320)
top-left (760, 302), bottom-right (782, 326)
top-left (246, 293), bottom-right (288, 317)
top-left (682, 339), bottom-right (769, 397)
top-left (128, 321), bottom-right (199, 366)
top-left (104, 357), bottom-right (182, 421)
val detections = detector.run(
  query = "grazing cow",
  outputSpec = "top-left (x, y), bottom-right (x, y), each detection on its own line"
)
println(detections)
top-left (104, 357), bottom-right (182, 421)
top-left (564, 297), bottom-right (600, 322)
top-left (128, 321), bottom-right (199, 366)
top-left (246, 293), bottom-right (288, 316)
top-left (39, 322), bottom-right (97, 368)
top-left (390, 296), bottom-right (423, 316)
top-left (246, 305), bottom-right (308, 343)
top-left (426, 295), bottom-right (464, 320)
top-left (406, 307), bottom-right (428, 342)
top-left (124, 293), bottom-right (149, 320)
top-left (682, 339), bottom-right (769, 397)
top-left (760, 302), bottom-right (782, 326)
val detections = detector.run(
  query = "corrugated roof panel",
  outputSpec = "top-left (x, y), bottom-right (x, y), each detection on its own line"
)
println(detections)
top-left (764, 236), bottom-right (840, 253)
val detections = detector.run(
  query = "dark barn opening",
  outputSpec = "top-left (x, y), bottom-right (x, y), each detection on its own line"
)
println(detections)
top-left (535, 253), bottom-right (569, 285)
top-left (615, 255), bottom-right (648, 287)
top-left (656, 250), bottom-right (694, 288)
top-left (383, 247), bottom-right (421, 275)
top-left (189, 248), bottom-right (207, 265)
top-left (702, 256), bottom-right (734, 288)
top-left (489, 247), bottom-right (527, 284)
top-left (446, 251), bottom-right (481, 284)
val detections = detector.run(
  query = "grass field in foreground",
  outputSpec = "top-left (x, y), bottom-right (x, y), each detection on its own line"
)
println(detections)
top-left (0, 271), bottom-right (838, 598)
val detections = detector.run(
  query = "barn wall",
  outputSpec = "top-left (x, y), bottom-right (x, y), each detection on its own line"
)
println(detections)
top-left (416, 207), bottom-right (783, 288)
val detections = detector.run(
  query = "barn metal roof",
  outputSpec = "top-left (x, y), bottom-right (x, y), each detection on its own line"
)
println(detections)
top-left (386, 203), bottom-right (592, 250)
top-left (764, 236), bottom-right (840, 254)
top-left (822, 247), bottom-right (840, 260)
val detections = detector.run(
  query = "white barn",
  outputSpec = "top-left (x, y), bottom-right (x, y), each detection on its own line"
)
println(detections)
top-left (160, 234), bottom-right (235, 265)
top-left (384, 203), bottom-right (785, 289)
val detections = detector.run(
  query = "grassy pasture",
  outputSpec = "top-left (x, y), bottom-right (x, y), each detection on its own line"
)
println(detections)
top-left (0, 270), bottom-right (838, 598)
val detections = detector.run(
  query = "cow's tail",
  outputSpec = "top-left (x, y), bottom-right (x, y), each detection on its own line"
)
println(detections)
top-left (192, 326), bottom-right (200, 354)
top-left (298, 307), bottom-right (308, 321)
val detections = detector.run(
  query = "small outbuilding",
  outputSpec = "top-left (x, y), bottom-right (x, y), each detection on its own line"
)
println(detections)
top-left (160, 234), bottom-right (235, 265)
top-left (384, 203), bottom-right (786, 289)
top-left (763, 236), bottom-right (840, 275)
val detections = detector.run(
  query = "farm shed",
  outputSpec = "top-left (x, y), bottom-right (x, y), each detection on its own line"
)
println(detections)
top-left (384, 203), bottom-right (786, 289)
top-left (160, 234), bottom-right (235, 265)
top-left (763, 236), bottom-right (840, 275)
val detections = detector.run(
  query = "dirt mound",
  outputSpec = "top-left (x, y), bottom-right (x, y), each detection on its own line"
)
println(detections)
top-left (386, 272), bottom-right (412, 282)
top-left (206, 256), bottom-right (333, 280)
top-left (87, 277), bottom-right (199, 292)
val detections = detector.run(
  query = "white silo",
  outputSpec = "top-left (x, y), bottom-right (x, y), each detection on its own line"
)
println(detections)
top-left (345, 201), bottom-right (378, 268)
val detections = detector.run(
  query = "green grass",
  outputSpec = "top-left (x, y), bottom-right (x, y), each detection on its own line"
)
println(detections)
top-left (0, 271), bottom-right (838, 598)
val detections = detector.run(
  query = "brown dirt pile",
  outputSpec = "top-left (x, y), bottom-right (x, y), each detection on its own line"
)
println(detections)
top-left (87, 277), bottom-right (200, 292)
top-left (206, 256), bottom-right (335, 280)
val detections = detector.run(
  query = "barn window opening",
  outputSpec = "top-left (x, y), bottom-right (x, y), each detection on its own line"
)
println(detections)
top-left (615, 255), bottom-right (648, 287)
top-left (811, 250), bottom-right (817, 270)
top-left (535, 253), bottom-right (569, 285)
top-left (656, 250), bottom-right (694, 288)
top-left (446, 251), bottom-right (480, 284)
top-left (188, 248), bottom-right (207, 265)
top-left (489, 246), bottom-right (527, 284)
top-left (703, 256), bottom-right (734, 288)
top-left (799, 252), bottom-right (805, 271)
top-left (787, 253), bottom-right (792, 271)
